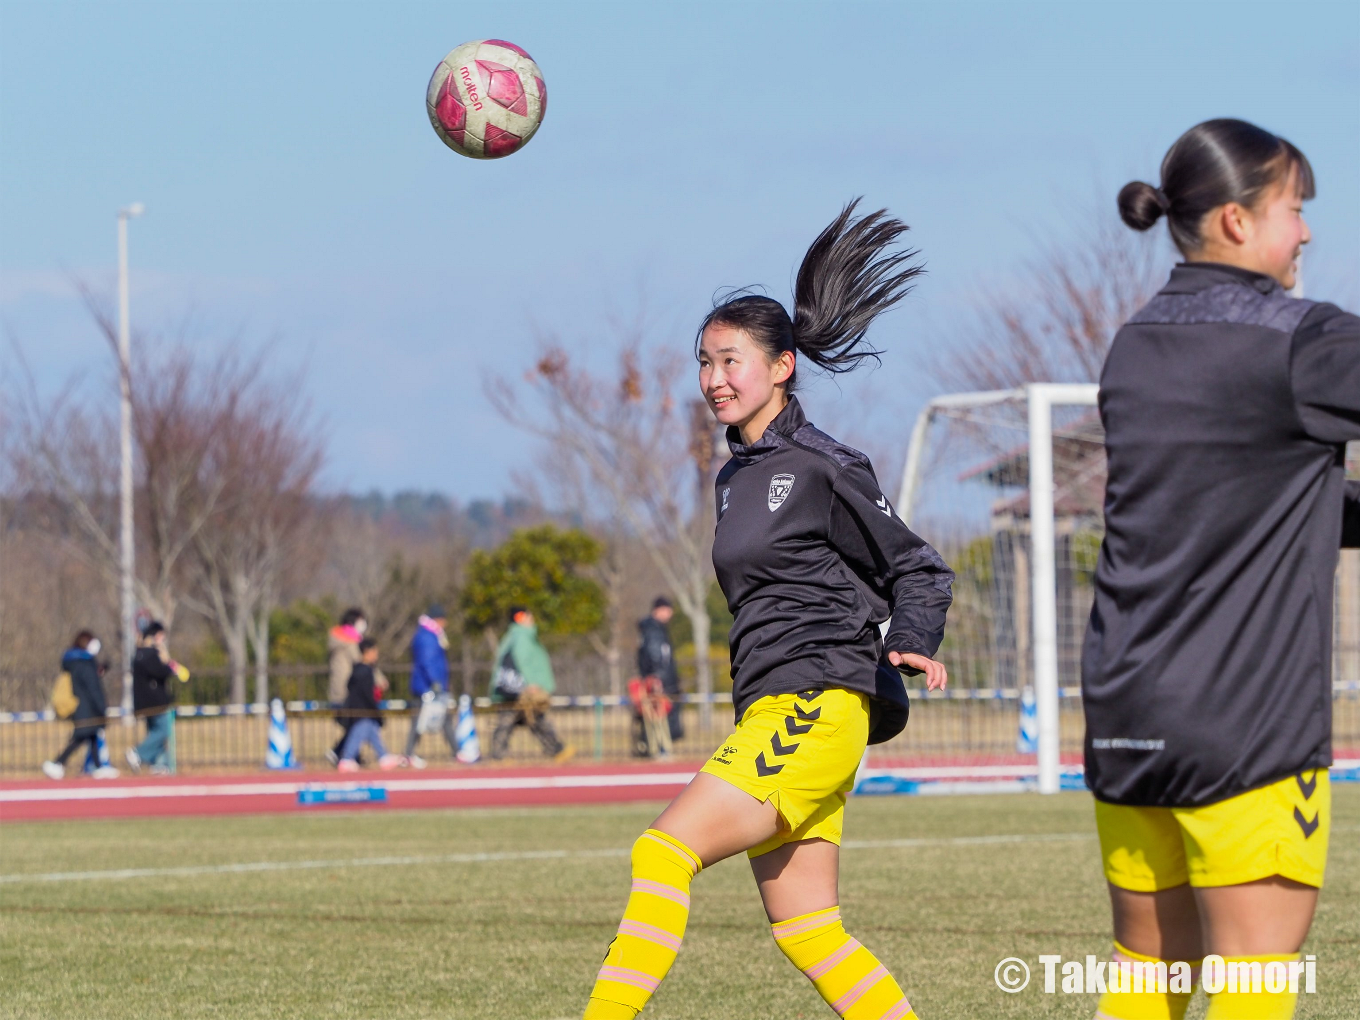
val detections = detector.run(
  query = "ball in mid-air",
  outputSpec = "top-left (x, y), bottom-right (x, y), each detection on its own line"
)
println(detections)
top-left (427, 40), bottom-right (546, 159)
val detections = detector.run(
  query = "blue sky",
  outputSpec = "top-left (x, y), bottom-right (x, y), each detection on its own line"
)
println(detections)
top-left (3, 0), bottom-right (1357, 498)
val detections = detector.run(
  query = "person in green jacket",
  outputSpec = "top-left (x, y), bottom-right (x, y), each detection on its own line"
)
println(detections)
top-left (489, 607), bottom-right (573, 762)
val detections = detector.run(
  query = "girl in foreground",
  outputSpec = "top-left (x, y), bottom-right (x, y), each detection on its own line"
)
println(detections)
top-left (1084, 119), bottom-right (1360, 1020)
top-left (582, 201), bottom-right (954, 1020)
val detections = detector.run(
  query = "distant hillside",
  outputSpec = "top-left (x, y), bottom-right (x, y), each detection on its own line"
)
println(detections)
top-left (333, 490), bottom-right (544, 547)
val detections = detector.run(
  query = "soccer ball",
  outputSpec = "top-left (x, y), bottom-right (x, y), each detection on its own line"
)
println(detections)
top-left (426, 40), bottom-right (547, 159)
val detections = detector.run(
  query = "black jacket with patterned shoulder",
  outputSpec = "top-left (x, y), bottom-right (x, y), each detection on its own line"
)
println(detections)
top-left (712, 397), bottom-right (954, 744)
top-left (1084, 263), bottom-right (1360, 808)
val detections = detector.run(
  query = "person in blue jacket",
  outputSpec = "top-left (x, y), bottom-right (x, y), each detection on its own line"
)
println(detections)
top-left (42, 631), bottom-right (119, 779)
top-left (404, 605), bottom-right (458, 767)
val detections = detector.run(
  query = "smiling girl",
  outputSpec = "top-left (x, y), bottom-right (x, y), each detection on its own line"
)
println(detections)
top-left (582, 201), bottom-right (954, 1020)
top-left (1085, 119), bottom-right (1360, 1020)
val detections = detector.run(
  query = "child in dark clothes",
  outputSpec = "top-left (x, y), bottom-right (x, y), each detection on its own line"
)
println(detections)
top-left (337, 639), bottom-right (405, 771)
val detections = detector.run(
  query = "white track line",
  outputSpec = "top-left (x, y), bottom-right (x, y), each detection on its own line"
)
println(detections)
top-left (0, 831), bottom-right (1094, 885)
top-left (0, 847), bottom-right (630, 885)
top-left (0, 771), bottom-right (700, 803)
top-left (6, 824), bottom-right (1355, 886)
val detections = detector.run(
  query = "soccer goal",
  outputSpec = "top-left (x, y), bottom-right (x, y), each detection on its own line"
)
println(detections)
top-left (895, 384), bottom-right (1101, 794)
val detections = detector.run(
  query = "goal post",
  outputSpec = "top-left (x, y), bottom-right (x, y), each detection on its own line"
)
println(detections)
top-left (897, 383), bottom-right (1100, 794)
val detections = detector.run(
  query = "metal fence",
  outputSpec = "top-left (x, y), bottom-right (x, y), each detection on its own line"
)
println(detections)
top-left (3, 530), bottom-right (1355, 778)
top-left (3, 686), bottom-right (1357, 778)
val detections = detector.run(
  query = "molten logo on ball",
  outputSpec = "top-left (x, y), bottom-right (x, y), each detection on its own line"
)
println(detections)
top-left (427, 39), bottom-right (546, 159)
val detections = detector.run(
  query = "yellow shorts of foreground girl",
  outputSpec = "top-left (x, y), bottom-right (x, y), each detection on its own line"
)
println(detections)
top-left (700, 687), bottom-right (869, 858)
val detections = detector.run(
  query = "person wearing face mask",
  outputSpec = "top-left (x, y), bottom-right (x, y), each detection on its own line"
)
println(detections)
top-left (42, 631), bottom-right (118, 779)
top-left (326, 608), bottom-right (368, 766)
top-left (125, 621), bottom-right (189, 775)
top-left (1082, 119), bottom-right (1360, 1020)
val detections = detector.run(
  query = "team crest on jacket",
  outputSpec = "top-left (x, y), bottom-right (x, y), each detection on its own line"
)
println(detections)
top-left (768, 473), bottom-right (796, 511)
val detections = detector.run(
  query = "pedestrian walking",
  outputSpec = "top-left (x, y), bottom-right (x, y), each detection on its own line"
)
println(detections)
top-left (337, 638), bottom-right (404, 771)
top-left (42, 631), bottom-right (119, 779)
top-left (489, 607), bottom-right (573, 762)
top-left (326, 607), bottom-right (367, 765)
top-left (404, 605), bottom-right (459, 769)
top-left (125, 621), bottom-right (188, 775)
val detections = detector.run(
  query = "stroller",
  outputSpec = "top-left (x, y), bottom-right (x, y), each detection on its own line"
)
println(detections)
top-left (627, 675), bottom-right (673, 760)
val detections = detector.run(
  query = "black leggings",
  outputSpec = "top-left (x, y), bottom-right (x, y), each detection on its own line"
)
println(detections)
top-left (56, 728), bottom-right (100, 766)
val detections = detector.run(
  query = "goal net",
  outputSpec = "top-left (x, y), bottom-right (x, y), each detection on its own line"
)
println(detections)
top-left (871, 385), bottom-right (1103, 791)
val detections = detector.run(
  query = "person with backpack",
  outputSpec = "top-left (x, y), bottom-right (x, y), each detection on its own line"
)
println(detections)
top-left (42, 631), bottom-right (118, 780)
top-left (489, 607), bottom-right (573, 762)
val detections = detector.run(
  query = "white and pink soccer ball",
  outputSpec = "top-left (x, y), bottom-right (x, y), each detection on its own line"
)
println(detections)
top-left (426, 40), bottom-right (546, 159)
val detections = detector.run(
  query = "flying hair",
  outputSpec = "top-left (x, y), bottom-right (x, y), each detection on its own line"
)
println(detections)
top-left (697, 199), bottom-right (924, 393)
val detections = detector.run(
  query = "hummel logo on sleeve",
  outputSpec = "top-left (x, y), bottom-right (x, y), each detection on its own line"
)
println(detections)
top-left (874, 495), bottom-right (893, 517)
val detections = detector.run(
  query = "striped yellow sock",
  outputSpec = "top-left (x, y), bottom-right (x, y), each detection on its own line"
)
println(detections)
top-left (583, 829), bottom-right (702, 1020)
top-left (772, 906), bottom-right (918, 1019)
top-left (1094, 942), bottom-right (1198, 1019)
top-left (1204, 954), bottom-right (1299, 1019)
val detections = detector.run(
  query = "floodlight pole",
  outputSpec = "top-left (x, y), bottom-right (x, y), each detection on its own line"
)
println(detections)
top-left (1027, 383), bottom-right (1099, 794)
top-left (117, 203), bottom-right (145, 725)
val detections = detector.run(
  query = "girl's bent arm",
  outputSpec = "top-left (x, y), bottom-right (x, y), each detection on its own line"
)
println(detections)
top-left (827, 458), bottom-right (954, 668)
top-left (1291, 304), bottom-right (1360, 444)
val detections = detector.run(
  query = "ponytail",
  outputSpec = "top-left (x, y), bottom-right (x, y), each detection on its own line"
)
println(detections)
top-left (696, 199), bottom-right (924, 393)
top-left (1119, 118), bottom-right (1314, 253)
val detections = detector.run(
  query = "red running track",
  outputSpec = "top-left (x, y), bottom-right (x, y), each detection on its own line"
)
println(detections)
top-left (0, 762), bottom-right (712, 822)
top-left (0, 756), bottom-right (1088, 823)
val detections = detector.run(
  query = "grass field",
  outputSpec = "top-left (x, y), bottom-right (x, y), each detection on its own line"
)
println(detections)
top-left (1, 788), bottom-right (1356, 1019)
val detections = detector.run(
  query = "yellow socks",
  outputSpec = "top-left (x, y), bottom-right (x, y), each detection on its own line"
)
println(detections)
top-left (1093, 948), bottom-right (1302, 1020)
top-left (772, 906), bottom-right (917, 1019)
top-left (583, 829), bottom-right (702, 1020)
top-left (1094, 942), bottom-right (1197, 1020)
top-left (1203, 954), bottom-right (1300, 1019)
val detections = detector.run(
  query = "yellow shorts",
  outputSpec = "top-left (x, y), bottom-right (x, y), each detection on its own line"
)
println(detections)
top-left (699, 687), bottom-right (869, 859)
top-left (1096, 770), bottom-right (1331, 892)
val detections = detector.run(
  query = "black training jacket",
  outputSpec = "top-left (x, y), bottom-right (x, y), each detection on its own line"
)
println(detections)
top-left (637, 617), bottom-right (681, 695)
top-left (344, 663), bottom-right (384, 726)
top-left (713, 397), bottom-right (954, 743)
top-left (132, 647), bottom-right (175, 713)
top-left (1083, 263), bottom-right (1360, 808)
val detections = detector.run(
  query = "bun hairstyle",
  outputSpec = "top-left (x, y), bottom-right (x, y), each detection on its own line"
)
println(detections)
top-left (697, 199), bottom-right (924, 394)
top-left (1119, 118), bottom-right (1315, 253)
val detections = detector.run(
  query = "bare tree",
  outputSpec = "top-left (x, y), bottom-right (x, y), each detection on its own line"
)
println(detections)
top-left (489, 340), bottom-right (723, 725)
top-left (938, 218), bottom-right (1167, 390)
top-left (322, 500), bottom-right (470, 654)
top-left (5, 297), bottom-right (234, 631)
top-left (184, 379), bottom-right (323, 704)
